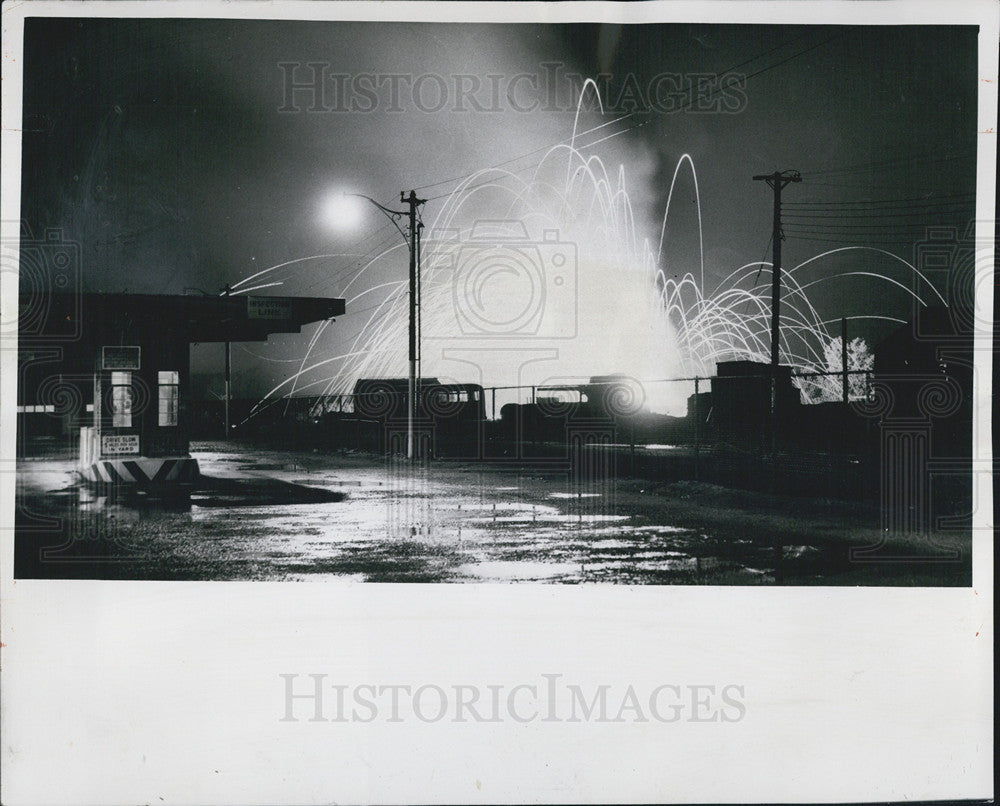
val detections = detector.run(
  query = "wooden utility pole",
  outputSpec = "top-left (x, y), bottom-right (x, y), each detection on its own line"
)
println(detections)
top-left (401, 190), bottom-right (425, 461)
top-left (694, 376), bottom-right (701, 481)
top-left (752, 170), bottom-right (801, 452)
top-left (841, 317), bottom-right (849, 406)
top-left (223, 284), bottom-right (232, 439)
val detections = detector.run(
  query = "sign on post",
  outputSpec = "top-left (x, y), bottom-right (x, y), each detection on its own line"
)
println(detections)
top-left (101, 434), bottom-right (140, 455)
top-left (102, 346), bottom-right (141, 370)
top-left (247, 297), bottom-right (293, 320)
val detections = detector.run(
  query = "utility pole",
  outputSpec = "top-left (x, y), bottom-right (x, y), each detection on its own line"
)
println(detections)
top-left (223, 284), bottom-right (232, 440)
top-left (350, 191), bottom-right (426, 461)
top-left (752, 169), bottom-right (801, 453)
top-left (841, 317), bottom-right (849, 407)
top-left (694, 376), bottom-right (701, 481)
top-left (401, 190), bottom-right (425, 461)
top-left (841, 316), bottom-right (850, 464)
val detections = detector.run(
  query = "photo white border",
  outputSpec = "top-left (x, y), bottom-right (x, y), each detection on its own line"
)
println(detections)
top-left (1, 2), bottom-right (995, 803)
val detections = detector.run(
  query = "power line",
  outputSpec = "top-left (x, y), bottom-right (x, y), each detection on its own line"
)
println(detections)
top-left (783, 221), bottom-right (969, 231)
top-left (781, 232), bottom-right (928, 247)
top-left (799, 148), bottom-right (974, 179)
top-left (576, 29), bottom-right (850, 154)
top-left (784, 193), bottom-right (976, 208)
top-left (782, 208), bottom-right (975, 220)
top-left (794, 180), bottom-right (914, 190)
top-left (783, 216), bottom-right (973, 226)
top-left (412, 32), bottom-right (817, 195)
top-left (738, 229), bottom-right (774, 318)
top-left (409, 28), bottom-right (850, 199)
top-left (784, 200), bottom-right (976, 212)
top-left (292, 225), bottom-right (403, 296)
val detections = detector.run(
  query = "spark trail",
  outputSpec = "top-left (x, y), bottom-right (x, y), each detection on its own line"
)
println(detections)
top-left (240, 94), bottom-right (946, 418)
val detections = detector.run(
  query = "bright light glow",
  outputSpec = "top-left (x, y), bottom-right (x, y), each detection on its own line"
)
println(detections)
top-left (319, 191), bottom-right (366, 232)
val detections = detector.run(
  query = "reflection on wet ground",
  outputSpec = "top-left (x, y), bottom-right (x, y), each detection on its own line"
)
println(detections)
top-left (15, 444), bottom-right (826, 583)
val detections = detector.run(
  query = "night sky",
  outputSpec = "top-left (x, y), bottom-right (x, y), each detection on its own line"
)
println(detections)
top-left (19, 17), bottom-right (980, 400)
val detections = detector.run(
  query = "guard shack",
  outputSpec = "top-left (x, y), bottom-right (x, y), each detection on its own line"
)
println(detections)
top-left (18, 292), bottom-right (344, 489)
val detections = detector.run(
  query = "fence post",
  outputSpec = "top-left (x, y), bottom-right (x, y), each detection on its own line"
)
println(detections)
top-left (630, 420), bottom-right (635, 476)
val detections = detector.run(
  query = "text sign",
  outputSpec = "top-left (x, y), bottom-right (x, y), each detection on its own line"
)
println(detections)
top-left (101, 434), bottom-right (139, 455)
top-left (102, 345), bottom-right (141, 370)
top-left (247, 297), bottom-right (293, 320)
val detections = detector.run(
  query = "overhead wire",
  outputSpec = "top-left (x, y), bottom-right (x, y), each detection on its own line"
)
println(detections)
top-left (799, 147), bottom-right (974, 179)
top-left (408, 28), bottom-right (849, 201)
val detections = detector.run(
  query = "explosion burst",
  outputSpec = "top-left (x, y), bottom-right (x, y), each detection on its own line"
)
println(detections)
top-left (240, 98), bottom-right (947, 418)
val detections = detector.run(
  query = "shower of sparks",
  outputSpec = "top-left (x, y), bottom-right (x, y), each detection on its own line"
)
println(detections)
top-left (238, 87), bottom-right (945, 421)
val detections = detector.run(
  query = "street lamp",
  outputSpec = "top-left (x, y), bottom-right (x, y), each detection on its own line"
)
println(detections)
top-left (319, 193), bottom-right (366, 232)
top-left (346, 191), bottom-right (425, 461)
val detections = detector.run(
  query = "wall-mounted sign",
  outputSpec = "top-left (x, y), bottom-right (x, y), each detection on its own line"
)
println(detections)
top-left (101, 434), bottom-right (139, 455)
top-left (247, 296), bottom-right (293, 320)
top-left (102, 346), bottom-right (141, 370)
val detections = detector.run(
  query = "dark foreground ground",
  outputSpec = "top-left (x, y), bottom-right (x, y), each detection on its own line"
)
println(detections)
top-left (14, 440), bottom-right (971, 584)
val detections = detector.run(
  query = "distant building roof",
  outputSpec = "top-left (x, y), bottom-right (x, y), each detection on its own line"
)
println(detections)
top-left (716, 360), bottom-right (792, 379)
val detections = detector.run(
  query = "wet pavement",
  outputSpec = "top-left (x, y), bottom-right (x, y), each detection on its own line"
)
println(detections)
top-left (14, 442), bottom-right (789, 583)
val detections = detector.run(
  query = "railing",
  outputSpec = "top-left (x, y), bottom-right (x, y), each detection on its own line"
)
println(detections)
top-left (303, 369), bottom-right (875, 422)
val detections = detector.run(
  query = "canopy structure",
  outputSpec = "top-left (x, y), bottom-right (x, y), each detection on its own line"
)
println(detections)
top-left (18, 292), bottom-right (345, 346)
top-left (16, 291), bottom-right (346, 485)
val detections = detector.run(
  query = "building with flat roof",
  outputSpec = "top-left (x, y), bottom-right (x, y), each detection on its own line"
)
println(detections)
top-left (17, 292), bottom-right (344, 486)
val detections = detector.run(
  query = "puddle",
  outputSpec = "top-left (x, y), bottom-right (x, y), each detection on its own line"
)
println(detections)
top-left (631, 525), bottom-right (692, 535)
top-left (457, 560), bottom-right (580, 581)
top-left (468, 513), bottom-right (628, 525)
top-left (16, 449), bottom-right (791, 584)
